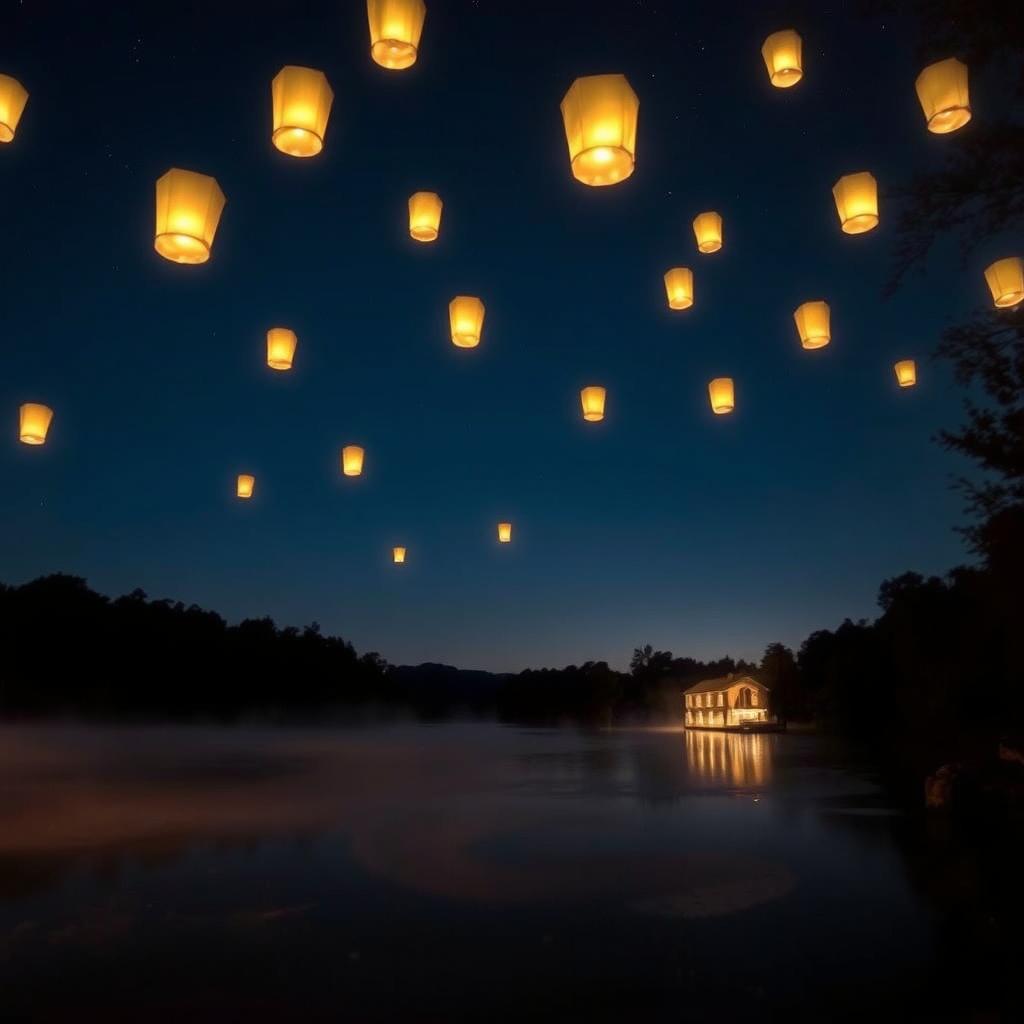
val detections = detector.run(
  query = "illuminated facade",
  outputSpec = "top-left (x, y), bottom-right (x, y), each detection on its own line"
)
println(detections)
top-left (683, 673), bottom-right (772, 730)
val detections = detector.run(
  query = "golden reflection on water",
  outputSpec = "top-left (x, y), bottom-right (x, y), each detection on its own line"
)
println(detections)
top-left (684, 729), bottom-right (772, 789)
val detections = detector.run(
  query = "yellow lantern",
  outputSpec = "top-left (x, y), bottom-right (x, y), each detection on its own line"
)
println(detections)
top-left (580, 386), bottom-right (606, 422)
top-left (894, 360), bottom-right (917, 388)
top-left (266, 328), bottom-right (297, 370)
top-left (761, 30), bottom-right (803, 88)
top-left (664, 267), bottom-right (694, 310)
top-left (984, 257), bottom-right (1024, 309)
top-left (832, 172), bottom-right (878, 234)
top-left (154, 168), bottom-right (226, 264)
top-left (693, 212), bottom-right (722, 254)
top-left (793, 301), bottom-right (831, 350)
top-left (708, 378), bottom-right (735, 415)
top-left (449, 296), bottom-right (485, 348)
top-left (408, 191), bottom-right (443, 242)
top-left (560, 74), bottom-right (639, 187)
top-left (237, 474), bottom-right (255, 499)
top-left (342, 445), bottom-right (365, 477)
top-left (393, 546), bottom-right (407, 564)
top-left (915, 58), bottom-right (971, 134)
top-left (367, 0), bottom-right (427, 70)
top-left (19, 403), bottom-right (52, 445)
top-left (498, 522), bottom-right (512, 543)
top-left (271, 65), bottom-right (334, 157)
top-left (0, 74), bottom-right (29, 142)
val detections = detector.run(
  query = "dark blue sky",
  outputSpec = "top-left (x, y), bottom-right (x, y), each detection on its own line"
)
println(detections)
top-left (0, 1), bottom-right (994, 670)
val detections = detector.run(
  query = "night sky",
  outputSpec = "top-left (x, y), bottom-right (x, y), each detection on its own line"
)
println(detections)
top-left (0, 1), bottom-right (989, 671)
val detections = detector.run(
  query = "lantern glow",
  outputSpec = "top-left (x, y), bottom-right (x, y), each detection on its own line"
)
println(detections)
top-left (984, 257), bottom-right (1024, 309)
top-left (0, 74), bottom-right (29, 142)
top-left (19, 403), bottom-right (52, 445)
top-left (832, 172), bottom-right (878, 234)
top-left (393, 546), bottom-right (406, 564)
top-left (342, 445), bottom-right (365, 477)
top-left (266, 328), bottom-right (297, 370)
top-left (237, 474), bottom-right (255, 499)
top-left (894, 360), bottom-right (917, 388)
top-left (664, 268), bottom-right (694, 310)
top-left (709, 378), bottom-right (735, 415)
top-left (409, 191), bottom-right (443, 241)
top-left (560, 74), bottom-right (639, 187)
top-left (154, 168), bottom-right (226, 264)
top-left (367, 0), bottom-right (426, 70)
top-left (580, 386), bottom-right (607, 422)
top-left (793, 301), bottom-right (831, 350)
top-left (915, 58), bottom-right (971, 134)
top-left (693, 212), bottom-right (723, 253)
top-left (449, 296), bottom-right (485, 348)
top-left (761, 30), bottom-right (803, 88)
top-left (498, 522), bottom-right (512, 543)
top-left (271, 65), bottom-right (334, 157)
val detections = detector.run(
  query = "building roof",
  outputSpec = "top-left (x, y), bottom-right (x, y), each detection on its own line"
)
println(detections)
top-left (683, 672), bottom-right (767, 695)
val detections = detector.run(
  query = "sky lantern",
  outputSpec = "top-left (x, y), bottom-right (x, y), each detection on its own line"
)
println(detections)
top-left (761, 30), bottom-right (803, 88)
top-left (408, 191), bottom-right (443, 241)
top-left (580, 386), bottom-right (606, 422)
top-left (0, 74), bottom-right (29, 142)
top-left (393, 546), bottom-right (406, 564)
top-left (560, 74), bottom-right (639, 187)
top-left (664, 267), bottom-right (694, 309)
top-left (894, 360), bottom-right (917, 388)
top-left (154, 168), bottom-right (226, 264)
top-left (984, 257), bottom-right (1024, 308)
top-left (498, 522), bottom-right (512, 543)
top-left (915, 58), bottom-right (971, 134)
top-left (342, 445), bottom-right (365, 477)
top-left (237, 474), bottom-right (255, 499)
top-left (692, 212), bottom-right (722, 253)
top-left (271, 65), bottom-right (334, 157)
top-left (832, 172), bottom-right (878, 234)
top-left (793, 301), bottom-right (831, 350)
top-left (266, 328), bottom-right (297, 370)
top-left (449, 296), bottom-right (485, 348)
top-left (708, 378), bottom-right (735, 415)
top-left (19, 403), bottom-right (52, 445)
top-left (367, 0), bottom-right (427, 70)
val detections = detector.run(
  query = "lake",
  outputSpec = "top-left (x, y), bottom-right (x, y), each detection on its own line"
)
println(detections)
top-left (0, 722), bottom-right (983, 1021)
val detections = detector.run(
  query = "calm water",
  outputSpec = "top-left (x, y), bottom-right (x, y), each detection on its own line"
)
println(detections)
top-left (0, 722), bottom-right (962, 1021)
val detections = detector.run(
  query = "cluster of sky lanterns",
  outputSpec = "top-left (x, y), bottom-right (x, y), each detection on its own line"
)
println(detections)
top-left (4, 5), bottom-right (1024, 562)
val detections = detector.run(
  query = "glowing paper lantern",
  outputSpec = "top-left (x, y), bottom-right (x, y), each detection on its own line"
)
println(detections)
top-left (237, 474), bottom-right (255, 499)
top-left (498, 522), bottom-right (512, 543)
top-left (915, 58), bottom-right (971, 134)
top-left (271, 65), bottom-right (334, 157)
top-left (984, 257), bottom-right (1024, 309)
top-left (408, 191), bottom-right (443, 242)
top-left (449, 296), bottom-right (485, 348)
top-left (393, 546), bottom-right (406, 564)
top-left (693, 212), bottom-right (722, 254)
top-left (560, 74), bottom-right (639, 187)
top-left (664, 267), bottom-right (694, 310)
top-left (894, 360), bottom-right (917, 388)
top-left (708, 378), bottom-right (735, 415)
top-left (19, 403), bottom-right (52, 445)
top-left (580, 386), bottom-right (606, 422)
top-left (154, 168), bottom-right (226, 264)
top-left (0, 74), bottom-right (29, 142)
top-left (761, 30), bottom-right (803, 88)
top-left (832, 172), bottom-right (878, 234)
top-left (367, 0), bottom-right (427, 70)
top-left (793, 301), bottom-right (831, 350)
top-left (342, 445), bottom-right (365, 477)
top-left (266, 328), bottom-right (297, 370)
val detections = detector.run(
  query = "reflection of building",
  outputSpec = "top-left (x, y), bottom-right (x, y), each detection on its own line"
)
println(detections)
top-left (684, 728), bottom-right (772, 787)
top-left (683, 673), bottom-right (774, 730)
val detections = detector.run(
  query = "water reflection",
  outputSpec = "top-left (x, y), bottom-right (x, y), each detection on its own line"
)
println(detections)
top-left (684, 728), bottom-right (772, 789)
